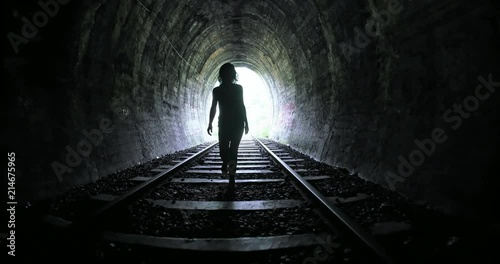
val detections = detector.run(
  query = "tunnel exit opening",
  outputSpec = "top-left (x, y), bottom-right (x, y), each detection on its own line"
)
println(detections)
top-left (208, 66), bottom-right (273, 138)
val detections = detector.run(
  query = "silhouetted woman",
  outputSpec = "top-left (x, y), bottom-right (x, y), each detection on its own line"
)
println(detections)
top-left (207, 63), bottom-right (249, 183)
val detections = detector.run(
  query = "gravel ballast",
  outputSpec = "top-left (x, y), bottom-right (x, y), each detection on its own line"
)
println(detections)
top-left (148, 181), bottom-right (303, 201)
top-left (109, 199), bottom-right (327, 238)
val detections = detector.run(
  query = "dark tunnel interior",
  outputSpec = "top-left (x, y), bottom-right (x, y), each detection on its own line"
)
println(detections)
top-left (3, 0), bottom-right (500, 261)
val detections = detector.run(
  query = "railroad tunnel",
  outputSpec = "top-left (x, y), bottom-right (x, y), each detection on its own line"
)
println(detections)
top-left (5, 0), bottom-right (499, 237)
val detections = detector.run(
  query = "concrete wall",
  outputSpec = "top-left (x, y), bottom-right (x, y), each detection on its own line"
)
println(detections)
top-left (275, 0), bottom-right (500, 215)
top-left (6, 0), bottom-right (211, 199)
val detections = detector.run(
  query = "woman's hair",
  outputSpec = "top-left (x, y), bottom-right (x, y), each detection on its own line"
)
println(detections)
top-left (218, 63), bottom-right (238, 84)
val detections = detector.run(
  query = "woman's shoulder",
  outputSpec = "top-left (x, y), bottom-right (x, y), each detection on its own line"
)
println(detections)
top-left (215, 83), bottom-right (242, 91)
top-left (212, 87), bottom-right (220, 98)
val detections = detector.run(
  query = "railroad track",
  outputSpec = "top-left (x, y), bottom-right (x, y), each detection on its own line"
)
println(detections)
top-left (44, 137), bottom-right (394, 263)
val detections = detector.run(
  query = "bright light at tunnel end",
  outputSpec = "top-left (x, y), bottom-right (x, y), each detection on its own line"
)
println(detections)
top-left (207, 66), bottom-right (273, 139)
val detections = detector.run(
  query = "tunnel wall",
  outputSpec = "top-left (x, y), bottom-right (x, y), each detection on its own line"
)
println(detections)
top-left (272, 0), bottom-right (500, 215)
top-left (5, 1), bottom-right (211, 200)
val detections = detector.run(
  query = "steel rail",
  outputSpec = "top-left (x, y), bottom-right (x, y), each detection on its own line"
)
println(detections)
top-left (66, 141), bottom-right (219, 232)
top-left (253, 136), bottom-right (393, 264)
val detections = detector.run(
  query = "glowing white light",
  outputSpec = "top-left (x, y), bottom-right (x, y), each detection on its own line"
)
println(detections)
top-left (236, 67), bottom-right (272, 138)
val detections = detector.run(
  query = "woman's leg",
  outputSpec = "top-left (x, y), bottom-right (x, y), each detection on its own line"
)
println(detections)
top-left (218, 128), bottom-right (230, 174)
top-left (227, 126), bottom-right (244, 178)
top-left (229, 128), bottom-right (244, 162)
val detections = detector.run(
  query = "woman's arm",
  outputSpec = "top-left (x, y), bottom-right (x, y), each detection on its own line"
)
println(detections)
top-left (207, 89), bottom-right (218, 135)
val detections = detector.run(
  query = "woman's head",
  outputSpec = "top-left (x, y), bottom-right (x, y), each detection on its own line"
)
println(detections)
top-left (218, 63), bottom-right (238, 84)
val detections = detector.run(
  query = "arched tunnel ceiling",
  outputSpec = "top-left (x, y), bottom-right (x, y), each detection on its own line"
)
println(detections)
top-left (98, 0), bottom-right (306, 129)
top-left (147, 0), bottom-right (315, 133)
top-left (168, 0), bottom-right (306, 98)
